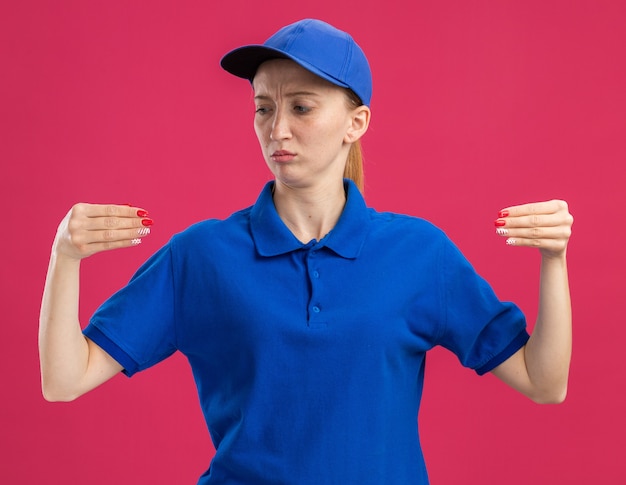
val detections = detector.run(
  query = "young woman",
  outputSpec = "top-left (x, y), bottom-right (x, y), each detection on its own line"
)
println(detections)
top-left (39, 19), bottom-right (573, 484)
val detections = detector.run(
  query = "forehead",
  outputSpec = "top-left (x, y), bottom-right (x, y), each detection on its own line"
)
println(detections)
top-left (252, 59), bottom-right (339, 94)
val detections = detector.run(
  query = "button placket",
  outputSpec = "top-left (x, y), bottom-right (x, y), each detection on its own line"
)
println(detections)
top-left (306, 248), bottom-right (325, 326)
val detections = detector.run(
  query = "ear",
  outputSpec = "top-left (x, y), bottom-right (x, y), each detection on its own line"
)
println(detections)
top-left (344, 106), bottom-right (371, 143)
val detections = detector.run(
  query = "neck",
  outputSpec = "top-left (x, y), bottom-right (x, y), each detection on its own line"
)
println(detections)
top-left (272, 179), bottom-right (347, 243)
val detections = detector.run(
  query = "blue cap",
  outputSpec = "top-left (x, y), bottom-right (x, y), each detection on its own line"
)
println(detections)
top-left (220, 19), bottom-right (372, 107)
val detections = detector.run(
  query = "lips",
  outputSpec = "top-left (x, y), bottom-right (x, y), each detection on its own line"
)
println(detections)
top-left (270, 150), bottom-right (296, 163)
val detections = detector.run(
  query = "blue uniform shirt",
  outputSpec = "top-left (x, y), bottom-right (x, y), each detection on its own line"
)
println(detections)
top-left (84, 180), bottom-right (529, 484)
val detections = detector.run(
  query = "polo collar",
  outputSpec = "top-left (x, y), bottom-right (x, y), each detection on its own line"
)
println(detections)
top-left (250, 180), bottom-right (370, 259)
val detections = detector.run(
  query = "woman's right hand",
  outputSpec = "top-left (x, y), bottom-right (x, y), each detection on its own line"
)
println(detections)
top-left (54, 203), bottom-right (153, 260)
top-left (40, 202), bottom-right (150, 400)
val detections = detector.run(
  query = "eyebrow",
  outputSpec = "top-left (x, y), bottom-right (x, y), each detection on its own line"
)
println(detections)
top-left (254, 91), bottom-right (321, 101)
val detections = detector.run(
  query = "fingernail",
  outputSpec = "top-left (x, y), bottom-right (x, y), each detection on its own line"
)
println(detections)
top-left (496, 228), bottom-right (508, 236)
top-left (506, 238), bottom-right (516, 245)
top-left (137, 210), bottom-right (149, 217)
top-left (141, 218), bottom-right (154, 227)
top-left (498, 210), bottom-right (509, 218)
top-left (138, 227), bottom-right (151, 236)
top-left (494, 219), bottom-right (506, 227)
top-left (131, 238), bottom-right (142, 245)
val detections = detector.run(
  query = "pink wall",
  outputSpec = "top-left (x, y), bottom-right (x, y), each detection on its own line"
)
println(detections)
top-left (2, 0), bottom-right (624, 482)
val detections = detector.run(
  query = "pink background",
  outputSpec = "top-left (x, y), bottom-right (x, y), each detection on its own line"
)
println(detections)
top-left (2, 0), bottom-right (625, 483)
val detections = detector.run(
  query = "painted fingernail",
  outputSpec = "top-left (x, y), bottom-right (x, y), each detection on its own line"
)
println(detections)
top-left (137, 210), bottom-right (149, 217)
top-left (496, 228), bottom-right (508, 236)
top-left (141, 218), bottom-right (154, 227)
top-left (131, 238), bottom-right (142, 245)
top-left (498, 210), bottom-right (509, 218)
top-left (506, 238), bottom-right (516, 245)
top-left (494, 219), bottom-right (506, 227)
top-left (138, 227), bottom-right (151, 236)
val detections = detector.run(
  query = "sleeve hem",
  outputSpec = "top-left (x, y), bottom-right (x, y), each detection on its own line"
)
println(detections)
top-left (475, 329), bottom-right (530, 376)
top-left (83, 325), bottom-right (140, 377)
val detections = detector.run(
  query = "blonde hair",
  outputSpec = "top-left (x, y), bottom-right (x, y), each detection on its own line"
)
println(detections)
top-left (343, 89), bottom-right (365, 193)
top-left (344, 141), bottom-right (364, 193)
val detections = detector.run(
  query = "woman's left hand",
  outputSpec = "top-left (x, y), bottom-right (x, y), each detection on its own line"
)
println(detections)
top-left (494, 200), bottom-right (574, 258)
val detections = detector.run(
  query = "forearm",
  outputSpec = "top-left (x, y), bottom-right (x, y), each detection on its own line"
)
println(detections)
top-left (491, 199), bottom-right (573, 402)
top-left (524, 253), bottom-right (572, 402)
top-left (38, 249), bottom-right (91, 401)
top-left (39, 203), bottom-right (149, 401)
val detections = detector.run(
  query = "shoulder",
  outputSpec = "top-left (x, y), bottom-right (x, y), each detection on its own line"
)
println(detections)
top-left (366, 208), bottom-right (448, 242)
top-left (169, 206), bottom-right (254, 251)
top-left (356, 208), bottom-right (457, 266)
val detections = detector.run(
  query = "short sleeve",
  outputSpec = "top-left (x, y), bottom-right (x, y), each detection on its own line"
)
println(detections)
top-left (437, 238), bottom-right (529, 375)
top-left (83, 243), bottom-right (178, 377)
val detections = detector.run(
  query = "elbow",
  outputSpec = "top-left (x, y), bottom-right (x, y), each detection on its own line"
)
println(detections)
top-left (529, 384), bottom-right (568, 405)
top-left (42, 389), bottom-right (79, 403)
top-left (41, 378), bottom-right (82, 403)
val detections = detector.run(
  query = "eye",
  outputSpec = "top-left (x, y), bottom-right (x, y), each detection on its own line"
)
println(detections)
top-left (255, 106), bottom-right (271, 115)
top-left (293, 105), bottom-right (311, 114)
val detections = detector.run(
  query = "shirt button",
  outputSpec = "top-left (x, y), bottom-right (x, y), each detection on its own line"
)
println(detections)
top-left (313, 270), bottom-right (320, 278)
top-left (312, 306), bottom-right (320, 313)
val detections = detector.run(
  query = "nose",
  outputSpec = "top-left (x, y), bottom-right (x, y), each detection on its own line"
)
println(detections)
top-left (270, 108), bottom-right (291, 141)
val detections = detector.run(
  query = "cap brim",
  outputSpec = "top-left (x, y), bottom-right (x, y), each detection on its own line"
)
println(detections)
top-left (220, 45), bottom-right (351, 92)
top-left (220, 45), bottom-right (291, 80)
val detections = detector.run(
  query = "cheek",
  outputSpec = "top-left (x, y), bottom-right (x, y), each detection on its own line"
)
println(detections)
top-left (253, 121), bottom-right (266, 144)
top-left (322, 118), bottom-right (351, 147)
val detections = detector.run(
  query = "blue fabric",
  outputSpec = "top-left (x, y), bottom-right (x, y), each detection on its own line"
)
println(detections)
top-left (84, 180), bottom-right (528, 484)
